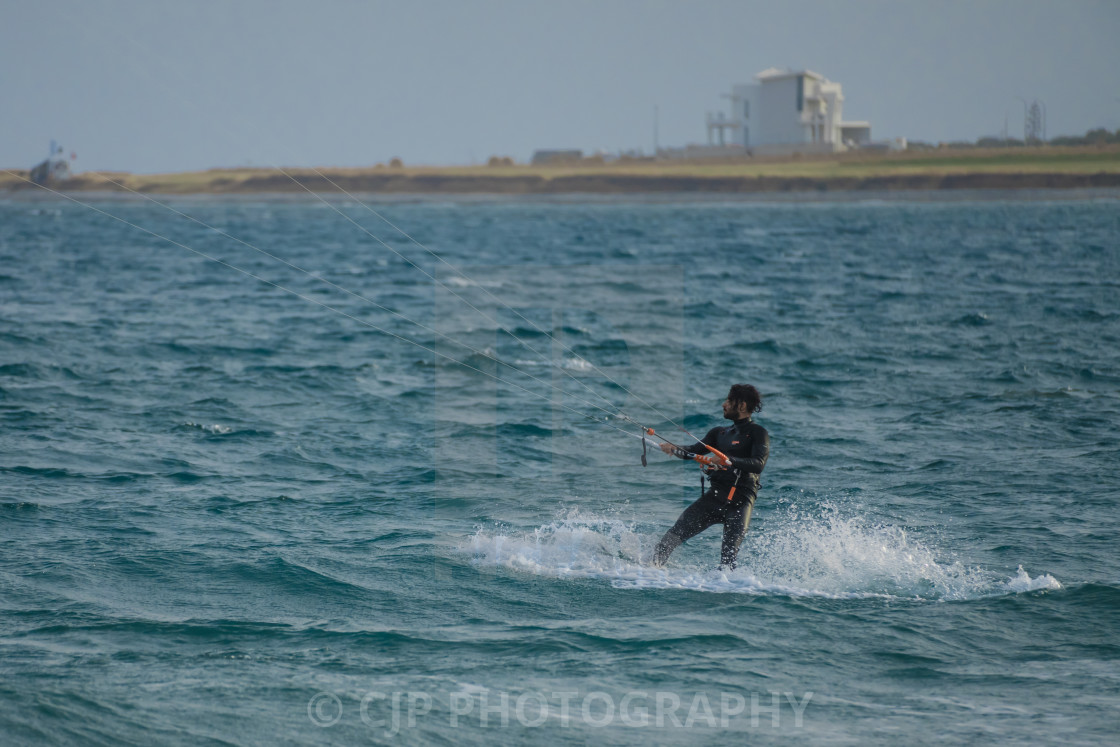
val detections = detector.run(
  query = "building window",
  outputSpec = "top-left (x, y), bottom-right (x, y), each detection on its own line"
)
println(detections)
top-left (797, 76), bottom-right (804, 112)
top-left (743, 101), bottom-right (749, 119)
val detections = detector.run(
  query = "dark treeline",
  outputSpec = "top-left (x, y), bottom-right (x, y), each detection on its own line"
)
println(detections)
top-left (907, 127), bottom-right (1120, 150)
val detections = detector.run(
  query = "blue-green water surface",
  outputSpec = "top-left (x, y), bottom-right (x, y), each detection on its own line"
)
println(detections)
top-left (2, 192), bottom-right (1119, 744)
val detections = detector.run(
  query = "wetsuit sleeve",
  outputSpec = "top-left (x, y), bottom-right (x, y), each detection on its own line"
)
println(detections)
top-left (729, 427), bottom-right (769, 474)
top-left (678, 427), bottom-right (720, 456)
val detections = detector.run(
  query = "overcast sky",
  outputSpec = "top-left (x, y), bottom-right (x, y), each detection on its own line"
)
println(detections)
top-left (4, 0), bottom-right (1118, 173)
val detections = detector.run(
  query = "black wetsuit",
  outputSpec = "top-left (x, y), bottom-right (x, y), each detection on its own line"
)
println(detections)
top-left (653, 417), bottom-right (769, 569)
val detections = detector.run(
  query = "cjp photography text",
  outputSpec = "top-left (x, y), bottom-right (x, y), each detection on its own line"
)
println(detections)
top-left (307, 688), bottom-right (813, 733)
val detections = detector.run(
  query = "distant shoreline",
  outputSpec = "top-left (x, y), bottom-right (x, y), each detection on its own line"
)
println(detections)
top-left (5, 145), bottom-right (1119, 196)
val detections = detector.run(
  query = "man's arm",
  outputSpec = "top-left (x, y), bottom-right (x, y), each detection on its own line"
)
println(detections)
top-left (660, 428), bottom-right (719, 458)
top-left (729, 428), bottom-right (769, 475)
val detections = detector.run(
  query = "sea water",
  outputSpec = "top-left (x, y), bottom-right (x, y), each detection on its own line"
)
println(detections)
top-left (1, 192), bottom-right (1118, 744)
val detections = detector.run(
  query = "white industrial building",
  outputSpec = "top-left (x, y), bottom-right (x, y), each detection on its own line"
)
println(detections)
top-left (706, 68), bottom-right (872, 155)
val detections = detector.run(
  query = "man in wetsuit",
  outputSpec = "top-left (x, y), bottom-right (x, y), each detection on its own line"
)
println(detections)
top-left (652, 384), bottom-right (769, 570)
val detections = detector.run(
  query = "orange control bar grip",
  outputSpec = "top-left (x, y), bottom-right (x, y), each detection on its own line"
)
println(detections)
top-left (702, 444), bottom-right (732, 467)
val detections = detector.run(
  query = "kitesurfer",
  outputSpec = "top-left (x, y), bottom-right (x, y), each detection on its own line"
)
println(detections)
top-left (652, 384), bottom-right (769, 570)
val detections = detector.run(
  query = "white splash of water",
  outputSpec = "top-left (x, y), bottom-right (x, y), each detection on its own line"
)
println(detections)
top-left (184, 422), bottom-right (233, 435)
top-left (1006, 565), bottom-right (1062, 592)
top-left (744, 501), bottom-right (988, 599)
top-left (561, 356), bottom-right (594, 371)
top-left (462, 505), bottom-right (1061, 601)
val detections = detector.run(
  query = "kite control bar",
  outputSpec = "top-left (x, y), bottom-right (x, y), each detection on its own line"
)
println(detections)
top-left (641, 427), bottom-right (738, 502)
top-left (643, 428), bottom-right (732, 469)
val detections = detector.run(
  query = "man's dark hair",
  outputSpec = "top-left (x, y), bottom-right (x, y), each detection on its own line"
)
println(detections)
top-left (728, 384), bottom-right (762, 414)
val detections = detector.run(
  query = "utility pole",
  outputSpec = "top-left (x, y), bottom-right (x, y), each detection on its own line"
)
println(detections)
top-left (653, 105), bottom-right (660, 157)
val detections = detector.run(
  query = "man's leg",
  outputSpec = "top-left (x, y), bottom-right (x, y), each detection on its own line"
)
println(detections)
top-left (719, 499), bottom-right (755, 570)
top-left (652, 493), bottom-right (721, 567)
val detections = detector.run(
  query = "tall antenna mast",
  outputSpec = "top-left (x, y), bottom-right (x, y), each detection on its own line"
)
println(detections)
top-left (1026, 100), bottom-right (1043, 144)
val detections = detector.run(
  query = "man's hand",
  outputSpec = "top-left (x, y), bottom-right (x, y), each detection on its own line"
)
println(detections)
top-left (661, 443), bottom-right (693, 460)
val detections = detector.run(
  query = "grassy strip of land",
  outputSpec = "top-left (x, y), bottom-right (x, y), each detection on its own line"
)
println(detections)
top-left (4, 145), bottom-right (1119, 195)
